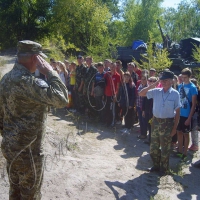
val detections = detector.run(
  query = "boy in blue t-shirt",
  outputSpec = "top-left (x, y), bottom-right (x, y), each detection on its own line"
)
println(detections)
top-left (91, 62), bottom-right (106, 123)
top-left (177, 68), bottom-right (198, 160)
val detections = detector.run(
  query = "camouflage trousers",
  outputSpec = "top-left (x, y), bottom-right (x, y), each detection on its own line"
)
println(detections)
top-left (84, 94), bottom-right (97, 117)
top-left (75, 90), bottom-right (85, 113)
top-left (7, 154), bottom-right (44, 200)
top-left (150, 117), bottom-right (174, 171)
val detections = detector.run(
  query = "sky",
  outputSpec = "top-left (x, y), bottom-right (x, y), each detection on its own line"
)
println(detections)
top-left (161, 0), bottom-right (189, 8)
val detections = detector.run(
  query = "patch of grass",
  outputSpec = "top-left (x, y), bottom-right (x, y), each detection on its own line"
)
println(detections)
top-left (67, 142), bottom-right (78, 151)
top-left (170, 163), bottom-right (186, 177)
top-left (0, 57), bottom-right (6, 67)
top-left (150, 194), bottom-right (171, 200)
top-left (0, 57), bottom-right (6, 80)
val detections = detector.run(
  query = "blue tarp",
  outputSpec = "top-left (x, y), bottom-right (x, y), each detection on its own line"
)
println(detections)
top-left (132, 40), bottom-right (147, 50)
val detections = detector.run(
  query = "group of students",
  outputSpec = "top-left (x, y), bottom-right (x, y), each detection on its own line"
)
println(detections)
top-left (44, 55), bottom-right (200, 165)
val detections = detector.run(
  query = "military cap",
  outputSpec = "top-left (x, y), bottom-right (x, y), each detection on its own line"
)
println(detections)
top-left (104, 59), bottom-right (112, 63)
top-left (17, 40), bottom-right (47, 58)
top-left (77, 55), bottom-right (83, 59)
top-left (97, 62), bottom-right (104, 67)
top-left (71, 61), bottom-right (76, 65)
top-left (159, 70), bottom-right (174, 80)
top-left (150, 68), bottom-right (156, 71)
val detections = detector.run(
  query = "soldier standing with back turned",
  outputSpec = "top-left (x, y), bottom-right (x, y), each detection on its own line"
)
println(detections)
top-left (0, 40), bottom-right (68, 199)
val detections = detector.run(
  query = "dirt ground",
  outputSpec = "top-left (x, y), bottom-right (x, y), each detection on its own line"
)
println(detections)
top-left (0, 56), bottom-right (200, 200)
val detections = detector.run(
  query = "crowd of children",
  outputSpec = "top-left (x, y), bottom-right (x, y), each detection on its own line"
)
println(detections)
top-left (45, 56), bottom-right (200, 168)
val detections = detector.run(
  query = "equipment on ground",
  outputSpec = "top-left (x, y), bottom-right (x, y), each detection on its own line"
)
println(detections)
top-left (115, 20), bottom-right (200, 74)
top-left (157, 19), bottom-right (200, 74)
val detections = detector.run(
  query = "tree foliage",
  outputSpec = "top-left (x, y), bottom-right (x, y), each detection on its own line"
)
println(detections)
top-left (122, 0), bottom-right (164, 45)
top-left (0, 0), bottom-right (53, 49)
top-left (163, 0), bottom-right (200, 42)
top-left (192, 44), bottom-right (200, 62)
top-left (51, 0), bottom-right (111, 53)
top-left (140, 32), bottom-right (172, 71)
top-left (0, 0), bottom-right (199, 63)
top-left (98, 0), bottom-right (120, 17)
top-left (192, 44), bottom-right (200, 81)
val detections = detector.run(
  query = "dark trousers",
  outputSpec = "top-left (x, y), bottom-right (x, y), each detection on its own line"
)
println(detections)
top-left (132, 106), bottom-right (137, 125)
top-left (122, 107), bottom-right (134, 129)
top-left (136, 106), bottom-right (147, 136)
top-left (84, 94), bottom-right (96, 116)
top-left (75, 89), bottom-right (85, 113)
top-left (105, 96), bottom-right (114, 126)
top-left (115, 103), bottom-right (122, 121)
top-left (144, 112), bottom-right (153, 141)
top-left (69, 85), bottom-right (76, 109)
top-left (95, 95), bottom-right (105, 123)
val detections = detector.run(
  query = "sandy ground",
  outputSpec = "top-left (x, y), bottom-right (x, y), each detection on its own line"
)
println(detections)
top-left (0, 56), bottom-right (200, 200)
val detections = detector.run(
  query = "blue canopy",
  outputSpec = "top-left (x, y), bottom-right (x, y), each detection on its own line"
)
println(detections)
top-left (132, 40), bottom-right (147, 50)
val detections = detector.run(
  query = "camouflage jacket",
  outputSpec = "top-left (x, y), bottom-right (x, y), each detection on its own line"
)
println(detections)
top-left (83, 65), bottom-right (97, 93)
top-left (75, 64), bottom-right (87, 88)
top-left (0, 62), bottom-right (68, 160)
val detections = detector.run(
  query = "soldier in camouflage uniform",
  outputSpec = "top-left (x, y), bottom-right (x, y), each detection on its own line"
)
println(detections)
top-left (0, 40), bottom-right (68, 199)
top-left (139, 70), bottom-right (181, 176)
top-left (83, 56), bottom-right (97, 117)
top-left (75, 55), bottom-right (87, 114)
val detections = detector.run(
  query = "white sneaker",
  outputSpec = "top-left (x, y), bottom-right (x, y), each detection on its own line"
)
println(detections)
top-left (120, 128), bottom-right (126, 133)
top-left (123, 128), bottom-right (130, 135)
top-left (116, 120), bottom-right (122, 125)
top-left (122, 128), bottom-right (127, 133)
top-left (69, 109), bottom-right (76, 113)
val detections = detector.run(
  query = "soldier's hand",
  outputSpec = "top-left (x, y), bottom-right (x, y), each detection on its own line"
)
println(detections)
top-left (36, 55), bottom-right (53, 75)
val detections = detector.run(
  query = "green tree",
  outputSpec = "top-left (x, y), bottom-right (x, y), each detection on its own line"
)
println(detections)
top-left (51, 0), bottom-right (112, 53)
top-left (87, 34), bottom-right (117, 61)
top-left (192, 44), bottom-right (200, 62)
top-left (163, 0), bottom-right (200, 42)
top-left (98, 0), bottom-right (120, 17)
top-left (0, 0), bottom-right (53, 49)
top-left (122, 0), bottom-right (163, 45)
top-left (107, 20), bottom-right (124, 45)
top-left (192, 44), bottom-right (200, 81)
